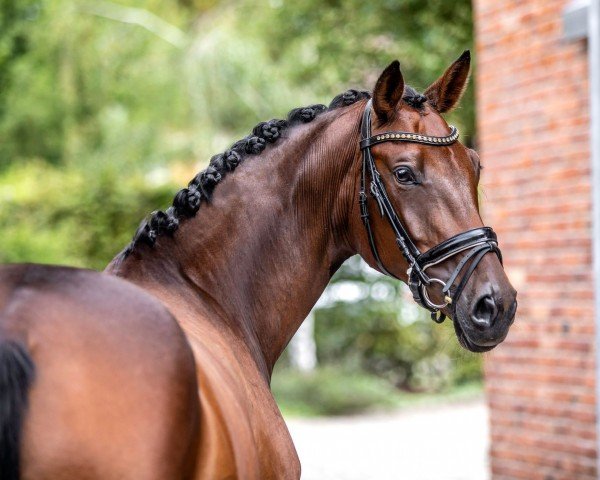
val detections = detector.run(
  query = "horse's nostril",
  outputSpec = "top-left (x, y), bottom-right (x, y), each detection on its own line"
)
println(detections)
top-left (471, 294), bottom-right (497, 329)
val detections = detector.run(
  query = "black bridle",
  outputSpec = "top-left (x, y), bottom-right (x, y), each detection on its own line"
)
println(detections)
top-left (358, 100), bottom-right (502, 323)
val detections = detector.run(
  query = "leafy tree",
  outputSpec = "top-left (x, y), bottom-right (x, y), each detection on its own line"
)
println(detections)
top-left (0, 0), bottom-right (39, 115)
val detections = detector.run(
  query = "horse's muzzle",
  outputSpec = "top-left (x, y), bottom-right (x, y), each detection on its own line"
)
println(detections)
top-left (454, 286), bottom-right (517, 352)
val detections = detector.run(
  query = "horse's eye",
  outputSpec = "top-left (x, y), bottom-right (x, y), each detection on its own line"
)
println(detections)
top-left (394, 166), bottom-right (417, 185)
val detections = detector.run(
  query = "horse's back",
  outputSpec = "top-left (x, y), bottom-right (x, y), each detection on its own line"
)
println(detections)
top-left (0, 264), bottom-right (199, 480)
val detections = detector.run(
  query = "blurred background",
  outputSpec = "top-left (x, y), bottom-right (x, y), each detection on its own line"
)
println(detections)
top-left (0, 0), bottom-right (480, 411)
top-left (1, 1), bottom-right (597, 479)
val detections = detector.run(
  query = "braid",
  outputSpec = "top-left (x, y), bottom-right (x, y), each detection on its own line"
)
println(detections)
top-left (173, 187), bottom-right (202, 217)
top-left (287, 104), bottom-right (327, 125)
top-left (402, 86), bottom-right (428, 109)
top-left (230, 135), bottom-right (267, 155)
top-left (329, 89), bottom-right (371, 109)
top-left (222, 150), bottom-right (242, 171)
top-left (253, 119), bottom-right (288, 143)
top-left (149, 209), bottom-right (179, 235)
top-left (190, 166), bottom-right (222, 199)
top-left (132, 218), bottom-right (157, 247)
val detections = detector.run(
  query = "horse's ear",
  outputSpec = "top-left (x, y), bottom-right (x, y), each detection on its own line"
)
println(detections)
top-left (424, 50), bottom-right (471, 113)
top-left (372, 60), bottom-right (405, 123)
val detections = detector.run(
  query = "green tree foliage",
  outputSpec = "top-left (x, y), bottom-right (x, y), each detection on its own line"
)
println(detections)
top-left (0, 0), bottom-right (39, 114)
top-left (0, 0), bottom-right (193, 168)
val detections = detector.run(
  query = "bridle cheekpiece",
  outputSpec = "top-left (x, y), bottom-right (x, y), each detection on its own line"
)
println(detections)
top-left (359, 99), bottom-right (502, 323)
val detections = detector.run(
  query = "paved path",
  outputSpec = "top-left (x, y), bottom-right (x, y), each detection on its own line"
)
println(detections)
top-left (286, 399), bottom-right (489, 480)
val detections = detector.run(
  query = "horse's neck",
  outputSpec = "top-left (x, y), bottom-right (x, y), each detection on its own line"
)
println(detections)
top-left (108, 106), bottom-right (362, 377)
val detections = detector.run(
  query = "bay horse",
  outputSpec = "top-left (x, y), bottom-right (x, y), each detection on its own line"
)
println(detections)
top-left (0, 52), bottom-right (517, 479)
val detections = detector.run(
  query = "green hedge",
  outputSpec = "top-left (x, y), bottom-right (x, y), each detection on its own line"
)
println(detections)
top-left (271, 365), bottom-right (483, 417)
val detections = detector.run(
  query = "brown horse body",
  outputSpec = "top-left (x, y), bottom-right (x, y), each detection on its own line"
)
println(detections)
top-left (0, 265), bottom-right (199, 479)
top-left (0, 55), bottom-right (517, 479)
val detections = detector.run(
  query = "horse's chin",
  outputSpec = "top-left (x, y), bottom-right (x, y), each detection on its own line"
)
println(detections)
top-left (452, 317), bottom-right (498, 353)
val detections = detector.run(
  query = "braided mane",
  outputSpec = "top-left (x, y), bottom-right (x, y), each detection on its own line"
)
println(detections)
top-left (117, 88), bottom-right (371, 258)
top-left (121, 85), bottom-right (429, 258)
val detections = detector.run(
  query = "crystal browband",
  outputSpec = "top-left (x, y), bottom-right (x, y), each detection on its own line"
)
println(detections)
top-left (359, 125), bottom-right (459, 149)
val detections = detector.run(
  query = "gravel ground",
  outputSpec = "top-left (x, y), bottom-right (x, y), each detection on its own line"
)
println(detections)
top-left (286, 399), bottom-right (489, 480)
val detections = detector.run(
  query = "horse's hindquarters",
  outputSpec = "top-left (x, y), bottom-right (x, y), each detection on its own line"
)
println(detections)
top-left (0, 264), bottom-right (200, 480)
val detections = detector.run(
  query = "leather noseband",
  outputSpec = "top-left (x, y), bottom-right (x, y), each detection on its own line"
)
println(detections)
top-left (359, 100), bottom-right (502, 323)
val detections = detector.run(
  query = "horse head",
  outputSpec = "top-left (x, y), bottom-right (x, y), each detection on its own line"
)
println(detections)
top-left (351, 53), bottom-right (517, 352)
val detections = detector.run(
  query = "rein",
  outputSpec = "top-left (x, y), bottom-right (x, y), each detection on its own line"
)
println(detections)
top-left (358, 100), bottom-right (502, 323)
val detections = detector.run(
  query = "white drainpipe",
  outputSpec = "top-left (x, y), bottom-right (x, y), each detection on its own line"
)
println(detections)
top-left (564, 1), bottom-right (600, 475)
top-left (589, 1), bottom-right (600, 476)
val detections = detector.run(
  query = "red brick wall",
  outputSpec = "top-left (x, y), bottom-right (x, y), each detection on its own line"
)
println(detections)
top-left (474, 1), bottom-right (595, 478)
